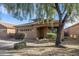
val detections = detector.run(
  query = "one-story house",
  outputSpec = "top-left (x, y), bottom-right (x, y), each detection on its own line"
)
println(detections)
top-left (16, 19), bottom-right (64, 39)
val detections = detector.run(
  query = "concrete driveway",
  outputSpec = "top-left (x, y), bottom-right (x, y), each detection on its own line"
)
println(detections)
top-left (0, 39), bottom-right (20, 56)
top-left (0, 39), bottom-right (19, 49)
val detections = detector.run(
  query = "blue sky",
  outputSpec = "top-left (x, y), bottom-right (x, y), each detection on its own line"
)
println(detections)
top-left (0, 5), bottom-right (29, 25)
top-left (0, 12), bottom-right (29, 25)
top-left (0, 4), bottom-right (79, 28)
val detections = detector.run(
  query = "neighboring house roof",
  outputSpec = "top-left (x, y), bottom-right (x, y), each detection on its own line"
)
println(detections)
top-left (64, 23), bottom-right (79, 31)
top-left (0, 21), bottom-right (15, 29)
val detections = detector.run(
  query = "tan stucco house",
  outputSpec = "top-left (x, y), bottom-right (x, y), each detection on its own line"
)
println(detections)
top-left (0, 19), bottom-right (64, 39)
top-left (0, 21), bottom-right (16, 39)
top-left (16, 19), bottom-right (62, 39)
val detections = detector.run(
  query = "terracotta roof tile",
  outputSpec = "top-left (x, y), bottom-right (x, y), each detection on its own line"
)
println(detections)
top-left (0, 21), bottom-right (15, 28)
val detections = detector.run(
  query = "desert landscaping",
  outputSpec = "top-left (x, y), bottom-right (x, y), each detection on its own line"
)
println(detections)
top-left (0, 38), bottom-right (79, 56)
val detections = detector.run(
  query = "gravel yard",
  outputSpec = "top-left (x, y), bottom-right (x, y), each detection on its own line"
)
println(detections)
top-left (2, 46), bottom-right (79, 56)
top-left (0, 39), bottom-right (79, 56)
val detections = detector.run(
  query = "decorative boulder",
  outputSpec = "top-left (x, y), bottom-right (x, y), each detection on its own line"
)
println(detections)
top-left (14, 41), bottom-right (26, 49)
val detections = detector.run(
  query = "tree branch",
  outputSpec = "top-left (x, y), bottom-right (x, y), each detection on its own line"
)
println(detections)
top-left (62, 9), bottom-right (66, 16)
top-left (62, 14), bottom-right (68, 26)
top-left (55, 3), bottom-right (62, 20)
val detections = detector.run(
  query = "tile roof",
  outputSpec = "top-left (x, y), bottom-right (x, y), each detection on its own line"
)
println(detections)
top-left (16, 20), bottom-right (59, 27)
top-left (0, 21), bottom-right (15, 28)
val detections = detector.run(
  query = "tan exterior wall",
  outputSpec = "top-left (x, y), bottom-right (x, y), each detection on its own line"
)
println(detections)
top-left (0, 29), bottom-right (7, 39)
top-left (0, 24), bottom-right (16, 39)
top-left (0, 28), bottom-right (16, 39)
top-left (16, 26), bottom-right (38, 39)
top-left (0, 24), bottom-right (7, 39)
top-left (7, 28), bottom-right (16, 34)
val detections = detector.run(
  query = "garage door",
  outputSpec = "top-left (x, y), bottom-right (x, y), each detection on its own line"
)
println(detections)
top-left (0, 29), bottom-right (7, 39)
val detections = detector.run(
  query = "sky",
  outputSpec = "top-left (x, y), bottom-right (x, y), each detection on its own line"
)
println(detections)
top-left (0, 12), bottom-right (29, 25)
top-left (0, 4), bottom-right (79, 28)
top-left (0, 5), bottom-right (29, 25)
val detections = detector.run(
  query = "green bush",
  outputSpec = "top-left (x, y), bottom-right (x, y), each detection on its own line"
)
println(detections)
top-left (14, 41), bottom-right (26, 49)
top-left (47, 32), bottom-right (56, 39)
top-left (15, 33), bottom-right (25, 40)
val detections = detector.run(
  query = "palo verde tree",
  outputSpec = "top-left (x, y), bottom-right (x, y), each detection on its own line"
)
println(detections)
top-left (3, 3), bottom-right (79, 47)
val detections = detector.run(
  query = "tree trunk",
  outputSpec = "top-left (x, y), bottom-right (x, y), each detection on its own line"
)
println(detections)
top-left (55, 14), bottom-right (68, 47)
top-left (55, 24), bottom-right (63, 47)
top-left (54, 3), bottom-right (68, 47)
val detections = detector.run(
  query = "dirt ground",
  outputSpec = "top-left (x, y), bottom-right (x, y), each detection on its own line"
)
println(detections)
top-left (5, 46), bottom-right (79, 56)
top-left (0, 39), bottom-right (79, 56)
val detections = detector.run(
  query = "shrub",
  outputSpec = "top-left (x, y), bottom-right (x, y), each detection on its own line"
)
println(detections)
top-left (14, 41), bottom-right (26, 49)
top-left (47, 32), bottom-right (56, 40)
top-left (15, 33), bottom-right (25, 40)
